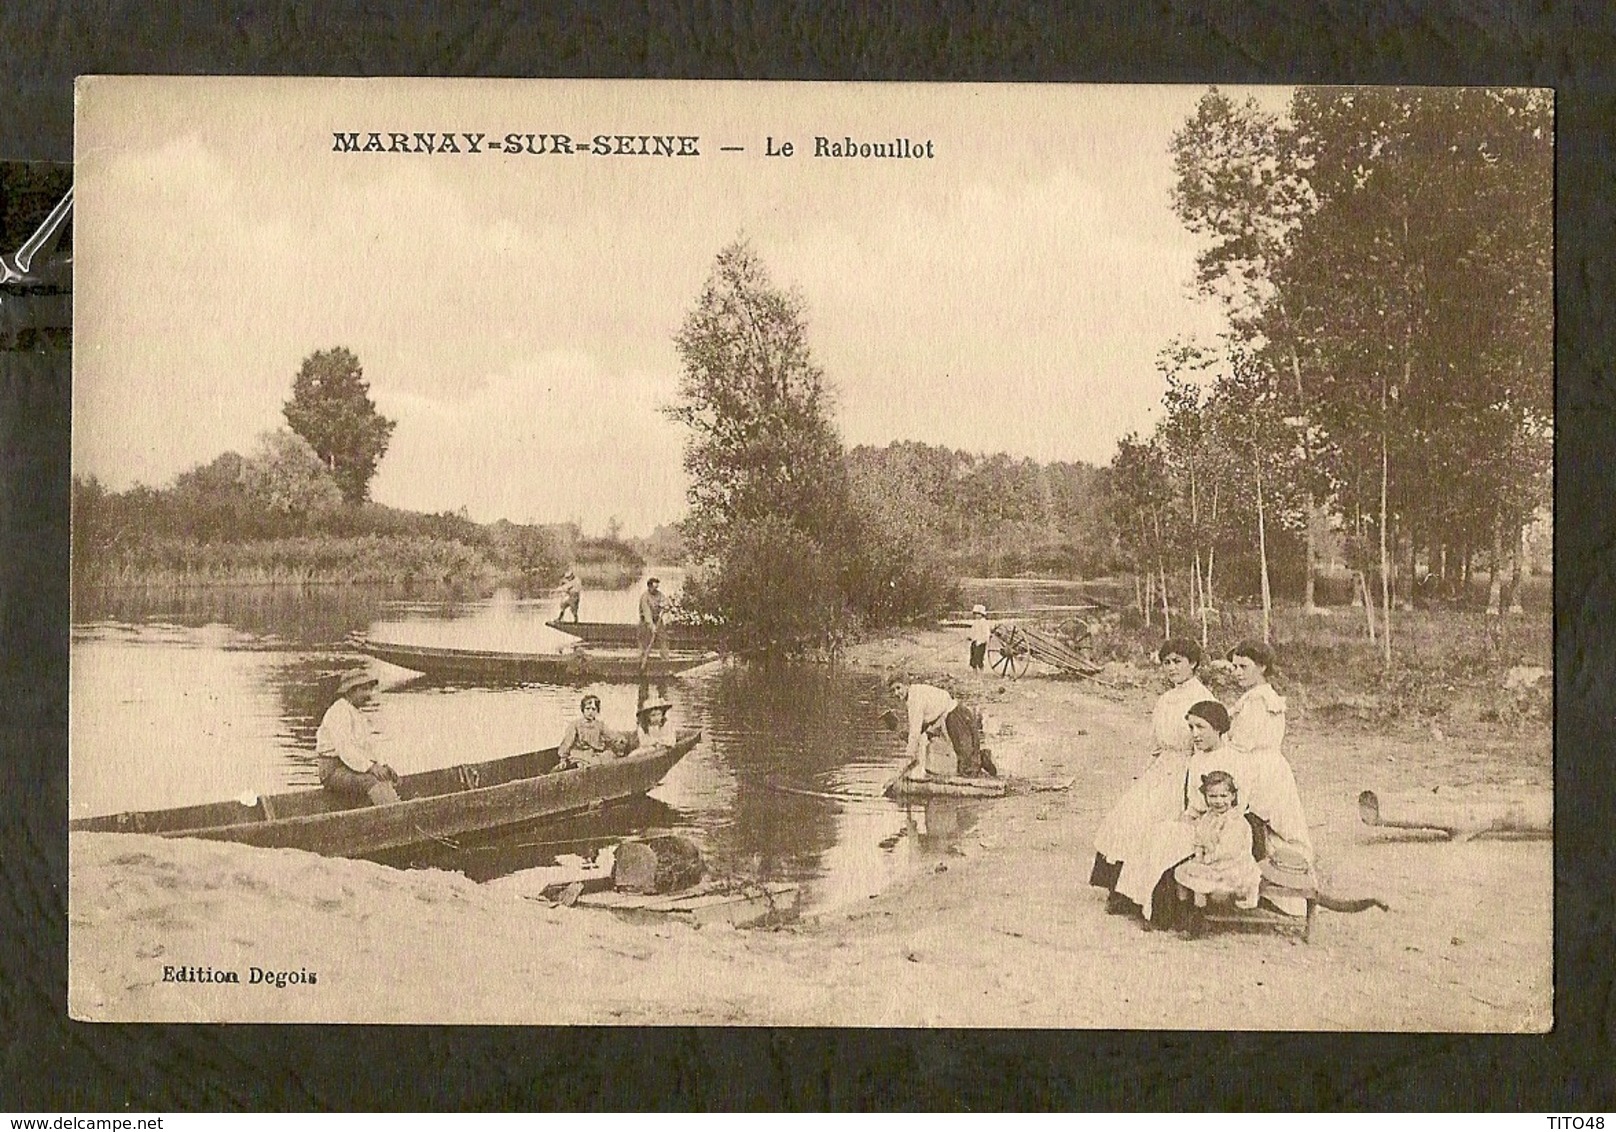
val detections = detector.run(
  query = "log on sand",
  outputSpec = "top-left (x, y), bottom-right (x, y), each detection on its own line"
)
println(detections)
top-left (1359, 787), bottom-right (1552, 841)
top-left (611, 835), bottom-right (705, 894)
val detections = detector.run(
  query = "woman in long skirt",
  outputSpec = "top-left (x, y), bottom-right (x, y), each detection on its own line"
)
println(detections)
top-left (1090, 638), bottom-right (1214, 906)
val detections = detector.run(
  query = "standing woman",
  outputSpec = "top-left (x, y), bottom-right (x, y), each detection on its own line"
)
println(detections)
top-left (1090, 638), bottom-right (1213, 901)
top-left (1228, 640), bottom-right (1287, 760)
top-left (1225, 639), bottom-right (1314, 916)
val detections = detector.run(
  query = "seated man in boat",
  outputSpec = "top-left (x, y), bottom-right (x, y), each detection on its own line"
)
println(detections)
top-left (885, 673), bottom-right (995, 781)
top-left (315, 670), bottom-right (401, 806)
top-left (636, 696), bottom-right (676, 749)
top-left (555, 693), bottom-right (637, 769)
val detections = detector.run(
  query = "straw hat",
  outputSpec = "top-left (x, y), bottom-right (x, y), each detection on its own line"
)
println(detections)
top-left (637, 696), bottom-right (673, 717)
top-left (972, 604), bottom-right (988, 616)
top-left (337, 669), bottom-right (379, 696)
top-left (1257, 845), bottom-right (1316, 891)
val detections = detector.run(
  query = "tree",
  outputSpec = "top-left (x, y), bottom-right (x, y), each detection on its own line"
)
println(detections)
top-left (282, 347), bottom-right (396, 505)
top-left (1282, 87), bottom-right (1551, 647)
top-left (1171, 89), bottom-right (1330, 613)
top-left (665, 240), bottom-right (861, 651)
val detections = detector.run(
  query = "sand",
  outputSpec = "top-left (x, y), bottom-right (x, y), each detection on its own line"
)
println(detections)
top-left (68, 629), bottom-right (1551, 1028)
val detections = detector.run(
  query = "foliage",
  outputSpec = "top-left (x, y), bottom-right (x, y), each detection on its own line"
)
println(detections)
top-left (666, 240), bottom-right (953, 651)
top-left (846, 441), bottom-right (1118, 579)
top-left (71, 472), bottom-right (566, 589)
top-left (1124, 87), bottom-right (1553, 658)
top-left (282, 347), bottom-right (397, 505)
top-left (681, 515), bottom-right (850, 654)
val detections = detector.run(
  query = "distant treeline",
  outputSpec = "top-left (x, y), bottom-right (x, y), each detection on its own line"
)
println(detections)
top-left (847, 441), bottom-right (1118, 579)
top-left (72, 458), bottom-right (642, 590)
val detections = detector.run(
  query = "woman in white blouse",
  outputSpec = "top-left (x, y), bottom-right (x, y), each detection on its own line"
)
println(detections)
top-left (1090, 638), bottom-right (1214, 907)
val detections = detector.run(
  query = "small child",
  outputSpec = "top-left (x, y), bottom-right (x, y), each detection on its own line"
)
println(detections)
top-left (968, 605), bottom-right (991, 670)
top-left (1174, 770), bottom-right (1262, 909)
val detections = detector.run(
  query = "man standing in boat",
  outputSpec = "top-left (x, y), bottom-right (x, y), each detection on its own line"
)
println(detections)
top-left (637, 575), bottom-right (670, 670)
top-left (556, 566), bottom-right (583, 623)
top-left (315, 670), bottom-right (401, 806)
top-left (556, 693), bottom-right (637, 769)
top-left (886, 673), bottom-right (995, 781)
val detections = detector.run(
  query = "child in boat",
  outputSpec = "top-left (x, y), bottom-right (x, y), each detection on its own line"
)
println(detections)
top-left (1173, 770), bottom-right (1262, 909)
top-left (636, 696), bottom-right (676, 749)
top-left (556, 693), bottom-right (637, 769)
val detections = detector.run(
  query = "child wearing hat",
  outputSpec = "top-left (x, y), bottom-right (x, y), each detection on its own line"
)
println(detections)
top-left (968, 605), bottom-right (991, 670)
top-left (636, 696), bottom-right (676, 749)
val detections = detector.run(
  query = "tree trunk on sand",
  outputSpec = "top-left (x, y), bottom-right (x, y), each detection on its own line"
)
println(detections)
top-left (1254, 456), bottom-right (1272, 645)
top-left (1486, 513), bottom-right (1506, 616)
top-left (1159, 560), bottom-right (1171, 638)
top-left (1359, 788), bottom-right (1552, 842)
top-left (1399, 533), bottom-right (1417, 612)
top-left (1379, 411), bottom-right (1392, 668)
top-left (1286, 343), bottom-right (1321, 616)
top-left (1508, 522), bottom-right (1526, 615)
top-left (1359, 570), bottom-right (1378, 643)
top-left (612, 835), bottom-right (704, 894)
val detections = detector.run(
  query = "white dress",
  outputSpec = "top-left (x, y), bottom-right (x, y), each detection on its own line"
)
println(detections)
top-left (1226, 682), bottom-right (1314, 915)
top-left (1092, 676), bottom-right (1214, 866)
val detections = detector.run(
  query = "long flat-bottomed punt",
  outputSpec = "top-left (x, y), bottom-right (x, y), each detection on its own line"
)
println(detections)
top-left (546, 619), bottom-right (723, 652)
top-left (69, 730), bottom-right (701, 858)
top-left (353, 635), bottom-right (717, 683)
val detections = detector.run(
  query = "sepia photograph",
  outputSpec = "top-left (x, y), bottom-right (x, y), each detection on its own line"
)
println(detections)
top-left (65, 77), bottom-right (1551, 1028)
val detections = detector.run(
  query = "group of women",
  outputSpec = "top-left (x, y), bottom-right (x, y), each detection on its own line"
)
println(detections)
top-left (1090, 637), bottom-right (1315, 931)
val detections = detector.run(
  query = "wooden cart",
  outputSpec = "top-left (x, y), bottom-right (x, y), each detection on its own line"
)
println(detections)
top-left (987, 619), bottom-right (1103, 679)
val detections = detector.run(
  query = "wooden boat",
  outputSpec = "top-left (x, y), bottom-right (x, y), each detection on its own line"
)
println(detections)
top-left (353, 635), bottom-right (717, 683)
top-left (546, 619), bottom-right (722, 652)
top-left (68, 731), bottom-right (702, 858)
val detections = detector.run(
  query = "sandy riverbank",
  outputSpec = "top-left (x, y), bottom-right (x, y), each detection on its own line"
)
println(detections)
top-left (69, 629), bottom-right (1551, 1028)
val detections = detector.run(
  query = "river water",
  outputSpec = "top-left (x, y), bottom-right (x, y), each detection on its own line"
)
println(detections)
top-left (72, 570), bottom-right (1054, 912)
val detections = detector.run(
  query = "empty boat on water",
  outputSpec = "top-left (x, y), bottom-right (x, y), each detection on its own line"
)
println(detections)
top-left (352, 635), bottom-right (718, 683)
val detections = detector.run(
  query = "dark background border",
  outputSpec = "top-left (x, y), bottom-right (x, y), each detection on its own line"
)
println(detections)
top-left (3, 0), bottom-right (1611, 1111)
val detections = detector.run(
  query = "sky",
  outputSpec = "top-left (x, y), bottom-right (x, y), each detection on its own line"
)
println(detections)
top-left (73, 79), bottom-right (1291, 536)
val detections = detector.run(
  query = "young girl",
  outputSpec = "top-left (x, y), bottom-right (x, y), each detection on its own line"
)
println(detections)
top-left (1173, 770), bottom-right (1262, 909)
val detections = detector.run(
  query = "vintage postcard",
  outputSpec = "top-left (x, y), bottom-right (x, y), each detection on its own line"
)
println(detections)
top-left (67, 77), bottom-right (1551, 1027)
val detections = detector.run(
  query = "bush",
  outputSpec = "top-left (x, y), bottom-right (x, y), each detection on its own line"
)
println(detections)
top-left (685, 516), bottom-right (851, 656)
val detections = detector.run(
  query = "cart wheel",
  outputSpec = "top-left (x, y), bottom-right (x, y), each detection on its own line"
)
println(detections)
top-left (991, 625), bottom-right (1030, 679)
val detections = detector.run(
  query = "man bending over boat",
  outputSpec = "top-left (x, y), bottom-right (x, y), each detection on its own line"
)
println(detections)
top-left (315, 670), bottom-right (401, 806)
top-left (556, 693), bottom-right (637, 769)
top-left (885, 673), bottom-right (995, 781)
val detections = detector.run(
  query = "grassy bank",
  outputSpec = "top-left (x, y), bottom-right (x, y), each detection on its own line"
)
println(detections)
top-left (1080, 587), bottom-right (1551, 742)
top-left (73, 535), bottom-right (505, 588)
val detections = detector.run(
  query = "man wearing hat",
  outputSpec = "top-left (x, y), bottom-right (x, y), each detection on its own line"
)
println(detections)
top-left (637, 576), bottom-right (669, 669)
top-left (556, 566), bottom-right (583, 624)
top-left (314, 670), bottom-right (401, 806)
top-left (967, 604), bottom-right (992, 670)
top-left (635, 695), bottom-right (676, 749)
